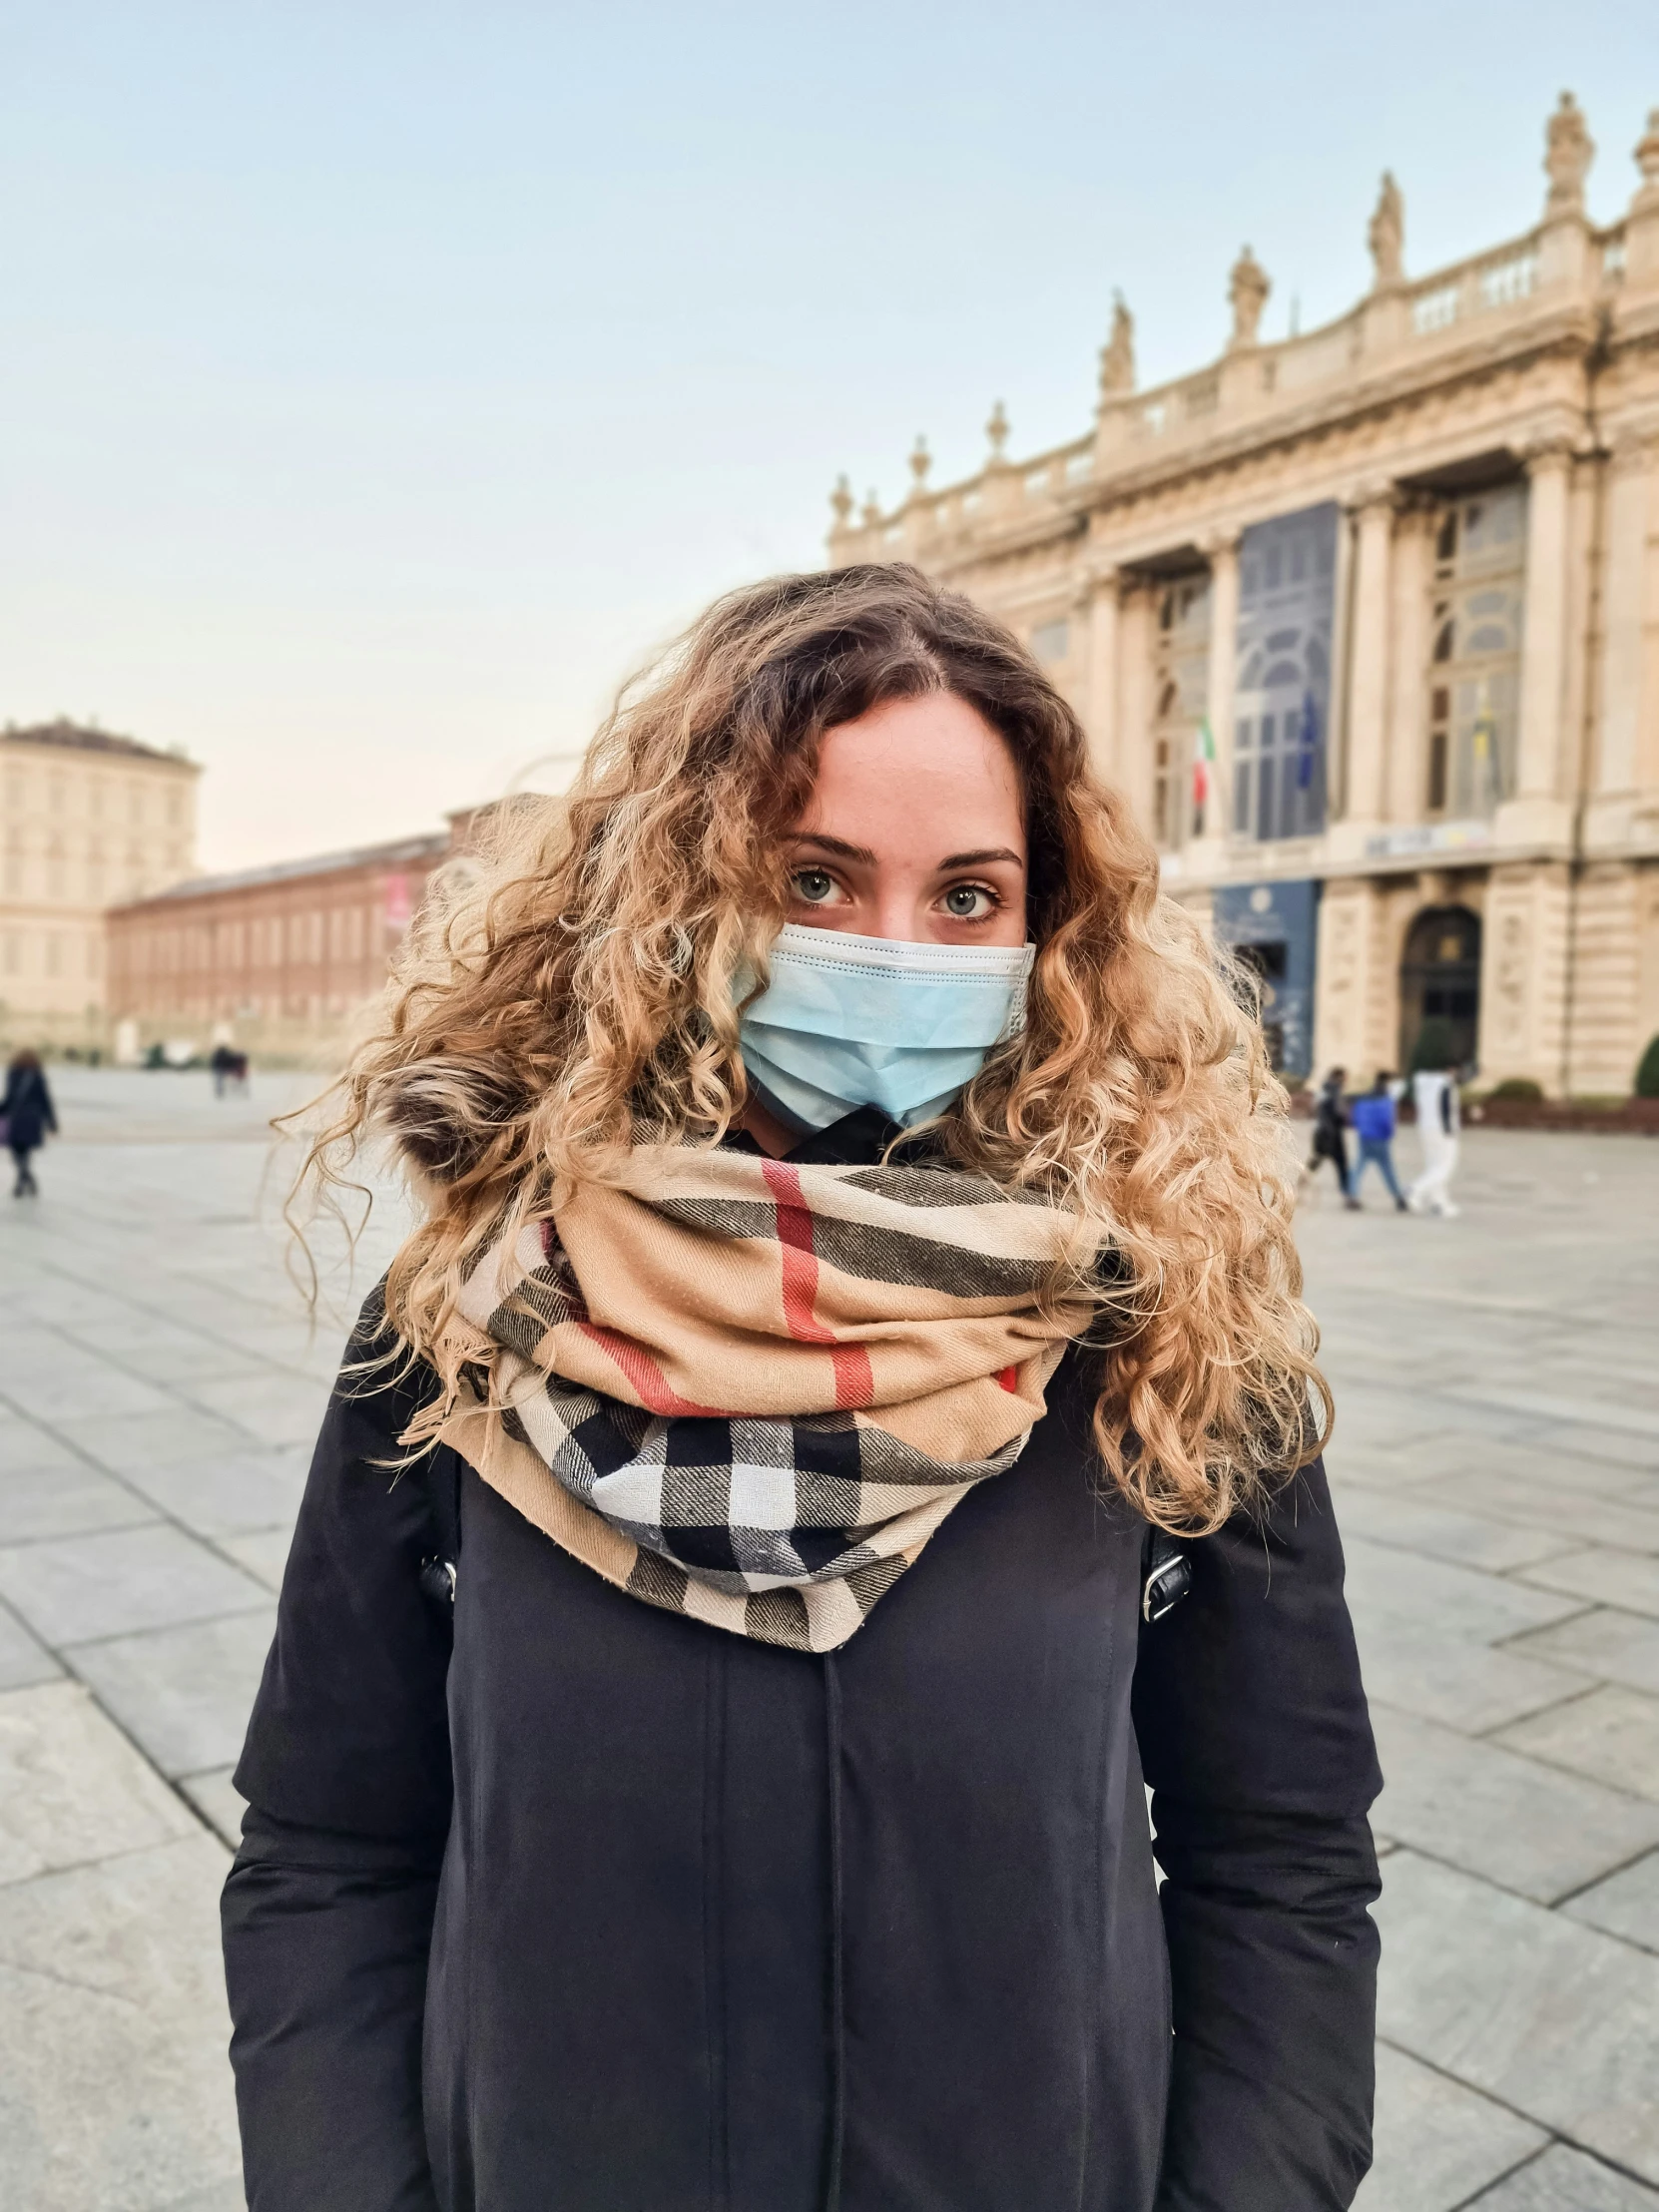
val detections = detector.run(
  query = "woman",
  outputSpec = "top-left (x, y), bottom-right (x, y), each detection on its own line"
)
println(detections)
top-left (3, 1048), bottom-right (57, 1196)
top-left (224, 565), bottom-right (1380, 2212)
top-left (1307, 1064), bottom-right (1352, 1201)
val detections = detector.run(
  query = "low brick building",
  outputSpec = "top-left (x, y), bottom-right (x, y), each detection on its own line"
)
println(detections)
top-left (105, 823), bottom-right (459, 1063)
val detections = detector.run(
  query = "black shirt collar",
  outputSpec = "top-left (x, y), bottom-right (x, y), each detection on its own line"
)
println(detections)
top-left (721, 1104), bottom-right (912, 1170)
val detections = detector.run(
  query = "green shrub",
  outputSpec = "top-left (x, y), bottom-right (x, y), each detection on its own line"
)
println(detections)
top-left (1636, 1034), bottom-right (1659, 1099)
top-left (1487, 1076), bottom-right (1544, 1103)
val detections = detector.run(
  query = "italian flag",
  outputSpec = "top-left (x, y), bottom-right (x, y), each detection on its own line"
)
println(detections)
top-left (1192, 718), bottom-right (1216, 814)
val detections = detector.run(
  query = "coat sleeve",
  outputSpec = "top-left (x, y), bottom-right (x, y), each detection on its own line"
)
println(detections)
top-left (1131, 1456), bottom-right (1382, 2212)
top-left (222, 1292), bottom-right (456, 2212)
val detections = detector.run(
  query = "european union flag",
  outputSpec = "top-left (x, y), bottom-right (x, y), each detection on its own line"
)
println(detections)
top-left (1296, 691), bottom-right (1319, 790)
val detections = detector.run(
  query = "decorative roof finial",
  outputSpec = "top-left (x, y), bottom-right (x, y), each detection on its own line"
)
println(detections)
top-left (1633, 108), bottom-right (1659, 208)
top-left (907, 435), bottom-right (931, 497)
top-left (830, 474), bottom-right (853, 526)
top-left (985, 400), bottom-right (1010, 459)
top-left (1098, 292), bottom-right (1135, 396)
top-left (1544, 92), bottom-right (1594, 217)
top-left (861, 488), bottom-right (881, 527)
top-left (1368, 173), bottom-right (1404, 288)
top-left (1227, 247), bottom-right (1271, 350)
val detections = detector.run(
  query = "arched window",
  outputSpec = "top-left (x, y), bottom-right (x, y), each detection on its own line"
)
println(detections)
top-left (1398, 905), bottom-right (1482, 1072)
top-left (1424, 483), bottom-right (1526, 818)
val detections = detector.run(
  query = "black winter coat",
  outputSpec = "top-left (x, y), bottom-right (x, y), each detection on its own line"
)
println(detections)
top-left (223, 1118), bottom-right (1382, 2212)
top-left (3, 1062), bottom-right (56, 1152)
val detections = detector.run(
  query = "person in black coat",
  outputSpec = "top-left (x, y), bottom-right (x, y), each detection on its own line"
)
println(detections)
top-left (1307, 1065), bottom-right (1352, 1200)
top-left (3, 1048), bottom-right (58, 1196)
top-left (225, 565), bottom-right (1381, 2212)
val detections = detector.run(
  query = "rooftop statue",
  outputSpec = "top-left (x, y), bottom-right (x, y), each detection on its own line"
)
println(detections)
top-left (1098, 293), bottom-right (1136, 397)
top-left (1544, 91), bottom-right (1594, 217)
top-left (1228, 246), bottom-right (1271, 350)
top-left (1368, 172), bottom-right (1404, 288)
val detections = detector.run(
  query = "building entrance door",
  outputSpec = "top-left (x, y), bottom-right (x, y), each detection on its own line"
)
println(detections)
top-left (1398, 904), bottom-right (1481, 1071)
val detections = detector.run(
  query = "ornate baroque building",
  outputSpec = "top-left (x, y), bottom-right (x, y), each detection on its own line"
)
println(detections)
top-left (0, 720), bottom-right (199, 1051)
top-left (828, 97), bottom-right (1659, 1094)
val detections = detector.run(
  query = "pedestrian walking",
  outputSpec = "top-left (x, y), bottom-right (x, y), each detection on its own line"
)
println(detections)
top-left (1308, 1064), bottom-right (1353, 1199)
top-left (223, 565), bottom-right (1381, 2212)
top-left (1348, 1070), bottom-right (1409, 1211)
top-left (2, 1049), bottom-right (57, 1197)
top-left (1409, 1059), bottom-right (1462, 1218)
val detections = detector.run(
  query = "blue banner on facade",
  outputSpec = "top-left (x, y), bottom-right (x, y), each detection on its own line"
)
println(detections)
top-left (1212, 877), bottom-right (1320, 1078)
top-left (1233, 503), bottom-right (1339, 842)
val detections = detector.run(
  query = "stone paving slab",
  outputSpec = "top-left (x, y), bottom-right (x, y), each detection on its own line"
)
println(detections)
top-left (1357, 2042), bottom-right (1546, 2212)
top-left (0, 1833), bottom-right (244, 2212)
top-left (67, 1612), bottom-right (278, 1780)
top-left (1493, 1684), bottom-right (1659, 1801)
top-left (1511, 1609), bottom-right (1659, 1699)
top-left (1370, 1704), bottom-right (1659, 1902)
top-left (1561, 1850), bottom-right (1659, 1953)
top-left (1465, 2144), bottom-right (1659, 2208)
top-left (0, 1681), bottom-right (197, 1886)
top-left (0, 1525), bottom-right (270, 1648)
top-left (0, 1600), bottom-right (63, 1692)
top-left (1375, 1849), bottom-right (1659, 2183)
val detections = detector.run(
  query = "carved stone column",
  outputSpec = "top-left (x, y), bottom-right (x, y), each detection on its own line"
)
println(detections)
top-left (1384, 507), bottom-right (1433, 826)
top-left (1197, 528), bottom-right (1241, 849)
top-left (1501, 442), bottom-right (1576, 846)
top-left (1116, 586), bottom-right (1157, 836)
top-left (1342, 486), bottom-right (1396, 833)
top-left (1075, 564), bottom-right (1120, 780)
top-left (1589, 434), bottom-right (1659, 832)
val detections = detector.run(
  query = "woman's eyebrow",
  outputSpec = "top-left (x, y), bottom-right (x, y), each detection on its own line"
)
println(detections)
top-left (936, 847), bottom-right (1025, 870)
top-left (789, 831), bottom-right (878, 864)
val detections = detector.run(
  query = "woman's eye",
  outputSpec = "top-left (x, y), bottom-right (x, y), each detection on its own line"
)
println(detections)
top-left (791, 867), bottom-right (843, 904)
top-left (940, 883), bottom-right (996, 919)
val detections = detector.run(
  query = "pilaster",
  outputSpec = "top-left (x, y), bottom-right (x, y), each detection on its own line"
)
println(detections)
top-left (1116, 586), bottom-right (1157, 836)
top-left (1331, 486), bottom-right (1396, 854)
top-left (1586, 433), bottom-right (1659, 850)
top-left (1384, 509), bottom-right (1433, 826)
top-left (1314, 877), bottom-right (1387, 1080)
top-left (1495, 444), bottom-right (1576, 850)
top-left (1184, 528), bottom-right (1240, 871)
top-left (1075, 565), bottom-right (1121, 782)
top-left (1477, 861), bottom-right (1571, 1091)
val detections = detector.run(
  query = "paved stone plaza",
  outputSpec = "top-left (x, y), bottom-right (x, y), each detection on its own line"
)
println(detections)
top-left (0, 1069), bottom-right (1655, 2210)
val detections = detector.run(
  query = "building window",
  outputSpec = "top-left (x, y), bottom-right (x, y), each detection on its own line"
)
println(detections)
top-left (1030, 619), bottom-right (1070, 665)
top-left (167, 788), bottom-right (184, 828)
top-left (1232, 504), bottom-right (1339, 843)
top-left (1150, 575), bottom-right (1212, 848)
top-left (2, 932), bottom-right (19, 975)
top-left (5, 771), bottom-right (24, 811)
top-left (45, 935), bottom-right (62, 978)
top-left (1424, 482), bottom-right (1526, 818)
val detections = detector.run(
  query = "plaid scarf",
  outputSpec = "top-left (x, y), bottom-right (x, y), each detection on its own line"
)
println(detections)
top-left (435, 1142), bottom-right (1092, 1651)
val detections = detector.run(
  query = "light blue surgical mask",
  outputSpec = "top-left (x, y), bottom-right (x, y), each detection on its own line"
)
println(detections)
top-left (738, 924), bottom-right (1036, 1133)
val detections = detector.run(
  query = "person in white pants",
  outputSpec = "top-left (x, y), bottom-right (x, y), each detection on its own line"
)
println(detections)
top-left (1409, 1067), bottom-right (1460, 1217)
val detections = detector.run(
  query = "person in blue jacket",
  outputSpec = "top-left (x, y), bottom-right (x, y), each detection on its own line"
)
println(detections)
top-left (1348, 1070), bottom-right (1409, 1212)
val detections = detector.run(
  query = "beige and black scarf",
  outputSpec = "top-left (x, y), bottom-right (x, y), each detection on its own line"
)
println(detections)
top-left (436, 1144), bottom-right (1093, 1651)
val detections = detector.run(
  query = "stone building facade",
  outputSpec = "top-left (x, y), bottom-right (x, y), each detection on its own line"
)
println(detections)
top-left (829, 97), bottom-right (1659, 1095)
top-left (105, 826), bottom-right (455, 1063)
top-left (0, 720), bottom-right (200, 1052)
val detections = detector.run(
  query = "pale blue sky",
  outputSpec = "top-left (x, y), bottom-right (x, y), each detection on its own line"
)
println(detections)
top-left (3, 3), bottom-right (1654, 868)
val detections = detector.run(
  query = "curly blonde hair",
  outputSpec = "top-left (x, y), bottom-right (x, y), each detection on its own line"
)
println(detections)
top-left (297, 562), bottom-right (1329, 1531)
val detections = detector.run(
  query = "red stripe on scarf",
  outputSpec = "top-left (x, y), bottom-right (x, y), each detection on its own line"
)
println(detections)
top-left (760, 1159), bottom-right (874, 1410)
top-left (578, 1323), bottom-right (726, 1417)
top-left (997, 1365), bottom-right (1019, 1392)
